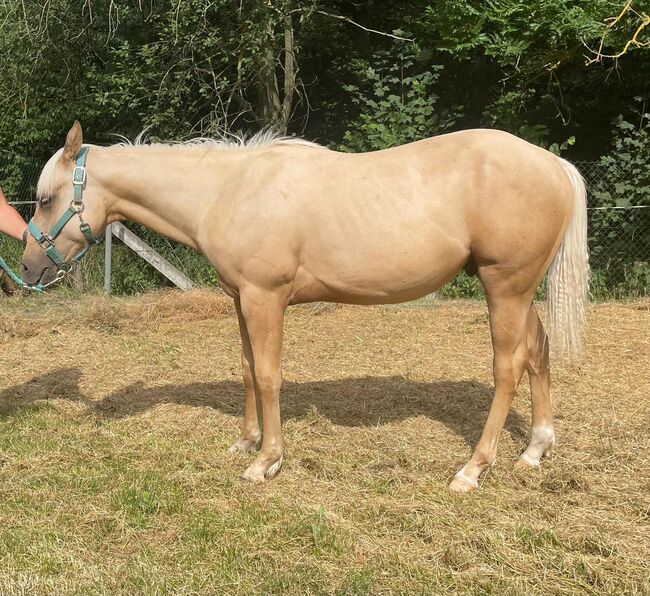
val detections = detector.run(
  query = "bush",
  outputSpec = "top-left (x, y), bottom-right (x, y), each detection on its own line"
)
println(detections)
top-left (339, 39), bottom-right (463, 153)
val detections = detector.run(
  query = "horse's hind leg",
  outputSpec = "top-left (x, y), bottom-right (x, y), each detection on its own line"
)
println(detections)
top-left (517, 304), bottom-right (555, 467)
top-left (449, 291), bottom-right (532, 492)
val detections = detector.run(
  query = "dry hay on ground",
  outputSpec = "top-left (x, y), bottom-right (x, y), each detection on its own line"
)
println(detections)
top-left (0, 290), bottom-right (648, 595)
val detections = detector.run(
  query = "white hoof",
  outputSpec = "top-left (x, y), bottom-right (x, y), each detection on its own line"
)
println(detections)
top-left (265, 455), bottom-right (283, 479)
top-left (241, 454), bottom-right (283, 483)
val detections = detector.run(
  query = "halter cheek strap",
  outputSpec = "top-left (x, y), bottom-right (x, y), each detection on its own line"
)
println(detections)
top-left (27, 145), bottom-right (101, 274)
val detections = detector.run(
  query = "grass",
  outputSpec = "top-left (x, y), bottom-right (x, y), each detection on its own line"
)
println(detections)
top-left (0, 290), bottom-right (648, 595)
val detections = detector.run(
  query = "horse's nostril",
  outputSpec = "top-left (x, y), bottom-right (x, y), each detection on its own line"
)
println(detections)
top-left (20, 262), bottom-right (28, 274)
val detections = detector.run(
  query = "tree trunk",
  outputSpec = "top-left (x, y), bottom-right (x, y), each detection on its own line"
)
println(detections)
top-left (257, 18), bottom-right (282, 130)
top-left (256, 8), bottom-right (296, 134)
top-left (280, 15), bottom-right (296, 134)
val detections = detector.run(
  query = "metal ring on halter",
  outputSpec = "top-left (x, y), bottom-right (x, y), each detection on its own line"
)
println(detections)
top-left (21, 269), bottom-right (68, 292)
top-left (42, 269), bottom-right (68, 288)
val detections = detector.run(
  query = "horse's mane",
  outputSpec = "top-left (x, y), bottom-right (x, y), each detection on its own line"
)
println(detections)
top-left (37, 148), bottom-right (64, 200)
top-left (108, 128), bottom-right (323, 152)
top-left (37, 130), bottom-right (324, 199)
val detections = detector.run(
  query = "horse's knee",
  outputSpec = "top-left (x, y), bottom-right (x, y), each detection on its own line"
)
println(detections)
top-left (254, 371), bottom-right (282, 397)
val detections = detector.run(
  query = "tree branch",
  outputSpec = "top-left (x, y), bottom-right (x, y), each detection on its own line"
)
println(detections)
top-left (585, 1), bottom-right (650, 65)
top-left (315, 10), bottom-right (413, 42)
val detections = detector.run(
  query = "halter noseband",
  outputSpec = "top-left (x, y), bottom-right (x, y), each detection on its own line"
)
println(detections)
top-left (27, 145), bottom-right (101, 276)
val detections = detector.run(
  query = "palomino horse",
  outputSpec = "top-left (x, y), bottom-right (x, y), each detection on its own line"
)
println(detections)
top-left (21, 122), bottom-right (588, 492)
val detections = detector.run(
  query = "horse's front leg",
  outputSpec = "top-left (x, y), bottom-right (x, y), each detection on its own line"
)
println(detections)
top-left (228, 299), bottom-right (262, 453)
top-left (236, 288), bottom-right (286, 482)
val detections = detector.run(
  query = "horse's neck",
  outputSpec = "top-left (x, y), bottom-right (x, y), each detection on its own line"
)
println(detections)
top-left (94, 147), bottom-right (240, 249)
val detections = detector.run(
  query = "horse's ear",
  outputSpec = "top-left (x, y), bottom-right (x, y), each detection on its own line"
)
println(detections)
top-left (63, 121), bottom-right (83, 161)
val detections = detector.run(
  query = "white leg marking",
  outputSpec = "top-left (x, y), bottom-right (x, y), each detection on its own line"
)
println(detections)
top-left (520, 425), bottom-right (555, 466)
top-left (229, 435), bottom-right (261, 454)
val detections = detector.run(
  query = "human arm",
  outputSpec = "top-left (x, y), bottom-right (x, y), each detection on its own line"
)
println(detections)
top-left (0, 185), bottom-right (28, 242)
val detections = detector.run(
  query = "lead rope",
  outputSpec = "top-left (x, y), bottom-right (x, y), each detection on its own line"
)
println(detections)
top-left (0, 254), bottom-right (67, 293)
top-left (0, 228), bottom-right (44, 292)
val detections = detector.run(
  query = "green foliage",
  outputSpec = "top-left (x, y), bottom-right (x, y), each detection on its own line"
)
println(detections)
top-left (0, 237), bottom-right (24, 277)
top-left (588, 107), bottom-right (650, 298)
top-left (426, 0), bottom-right (608, 66)
top-left (0, 0), bottom-right (316, 154)
top-left (340, 41), bottom-right (462, 152)
top-left (438, 272), bottom-right (485, 300)
top-left (419, 1), bottom-right (649, 155)
top-left (109, 246), bottom-right (167, 295)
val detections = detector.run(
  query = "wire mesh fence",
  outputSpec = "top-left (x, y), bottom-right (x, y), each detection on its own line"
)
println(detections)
top-left (1, 152), bottom-right (648, 297)
top-left (577, 161), bottom-right (649, 298)
top-left (0, 150), bottom-right (42, 220)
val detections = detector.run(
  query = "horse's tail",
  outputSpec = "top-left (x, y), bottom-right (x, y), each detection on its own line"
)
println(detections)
top-left (546, 158), bottom-right (590, 362)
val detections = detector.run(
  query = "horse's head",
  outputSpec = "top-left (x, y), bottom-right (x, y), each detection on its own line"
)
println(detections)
top-left (21, 121), bottom-right (108, 286)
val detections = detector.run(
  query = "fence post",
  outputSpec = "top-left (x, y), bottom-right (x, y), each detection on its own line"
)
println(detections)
top-left (104, 223), bottom-right (112, 294)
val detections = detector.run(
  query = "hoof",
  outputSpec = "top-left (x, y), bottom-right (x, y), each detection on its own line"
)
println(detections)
top-left (449, 466), bottom-right (479, 493)
top-left (241, 455), bottom-right (283, 483)
top-left (515, 455), bottom-right (539, 469)
top-left (518, 432), bottom-right (555, 468)
top-left (228, 436), bottom-right (261, 454)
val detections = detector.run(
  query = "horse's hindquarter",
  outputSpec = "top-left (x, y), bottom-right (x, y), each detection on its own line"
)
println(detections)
top-left (454, 131), bottom-right (574, 293)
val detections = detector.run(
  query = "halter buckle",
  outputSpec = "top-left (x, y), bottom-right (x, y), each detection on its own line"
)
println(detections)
top-left (72, 166), bottom-right (86, 187)
top-left (36, 233), bottom-right (54, 248)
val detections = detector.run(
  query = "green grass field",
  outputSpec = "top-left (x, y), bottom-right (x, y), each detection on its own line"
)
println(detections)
top-left (0, 291), bottom-right (648, 595)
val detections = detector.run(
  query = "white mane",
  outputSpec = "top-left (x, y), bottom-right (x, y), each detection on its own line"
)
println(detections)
top-left (107, 129), bottom-right (323, 152)
top-left (36, 148), bottom-right (64, 200)
top-left (36, 130), bottom-right (324, 199)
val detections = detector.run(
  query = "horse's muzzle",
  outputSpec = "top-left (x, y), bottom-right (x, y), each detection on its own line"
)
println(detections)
top-left (20, 254), bottom-right (57, 286)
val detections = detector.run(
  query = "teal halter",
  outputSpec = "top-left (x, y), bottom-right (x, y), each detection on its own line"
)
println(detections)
top-left (26, 145), bottom-right (101, 277)
top-left (0, 146), bottom-right (102, 293)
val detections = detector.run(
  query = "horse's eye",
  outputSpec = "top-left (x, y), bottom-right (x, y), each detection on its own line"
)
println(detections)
top-left (39, 196), bottom-right (51, 206)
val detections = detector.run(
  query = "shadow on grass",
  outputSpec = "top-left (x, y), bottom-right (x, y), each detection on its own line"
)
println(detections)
top-left (0, 367), bottom-right (527, 447)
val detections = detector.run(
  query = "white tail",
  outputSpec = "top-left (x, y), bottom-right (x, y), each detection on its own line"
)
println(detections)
top-left (546, 159), bottom-right (590, 362)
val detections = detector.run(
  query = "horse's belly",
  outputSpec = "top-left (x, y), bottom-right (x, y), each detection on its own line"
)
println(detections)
top-left (291, 234), bottom-right (469, 305)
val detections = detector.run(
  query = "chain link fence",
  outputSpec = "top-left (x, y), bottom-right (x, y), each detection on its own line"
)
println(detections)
top-left (1, 152), bottom-right (648, 298)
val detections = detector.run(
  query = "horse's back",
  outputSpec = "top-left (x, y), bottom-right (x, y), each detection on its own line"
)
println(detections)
top-left (212, 129), bottom-right (574, 303)
top-left (288, 128), bottom-right (573, 256)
